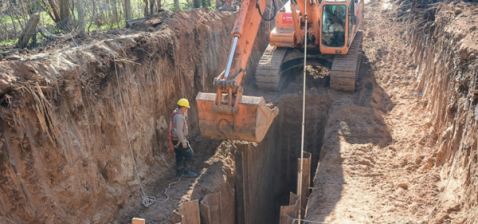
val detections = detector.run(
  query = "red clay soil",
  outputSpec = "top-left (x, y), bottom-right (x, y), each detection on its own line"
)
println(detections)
top-left (304, 0), bottom-right (478, 223)
top-left (0, 9), bottom-right (239, 224)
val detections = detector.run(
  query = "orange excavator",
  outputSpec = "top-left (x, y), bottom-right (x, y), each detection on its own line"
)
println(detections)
top-left (196, 0), bottom-right (364, 142)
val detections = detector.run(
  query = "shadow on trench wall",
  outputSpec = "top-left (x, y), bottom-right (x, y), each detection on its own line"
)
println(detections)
top-left (304, 53), bottom-right (396, 222)
top-left (231, 52), bottom-right (396, 224)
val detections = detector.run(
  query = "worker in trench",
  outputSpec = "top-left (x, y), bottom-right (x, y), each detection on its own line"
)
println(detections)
top-left (169, 98), bottom-right (197, 177)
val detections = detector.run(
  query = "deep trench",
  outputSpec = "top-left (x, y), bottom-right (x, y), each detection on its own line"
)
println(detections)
top-left (231, 66), bottom-right (333, 223)
top-left (2, 2), bottom-right (478, 223)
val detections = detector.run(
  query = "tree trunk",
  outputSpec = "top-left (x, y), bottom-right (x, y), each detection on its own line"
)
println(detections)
top-left (143, 0), bottom-right (149, 16)
top-left (174, 0), bottom-right (180, 10)
top-left (125, 0), bottom-right (131, 27)
top-left (194, 0), bottom-right (201, 8)
top-left (78, 0), bottom-right (85, 36)
top-left (149, 0), bottom-right (154, 15)
top-left (16, 14), bottom-right (40, 48)
top-left (47, 0), bottom-right (61, 22)
top-left (60, 0), bottom-right (70, 21)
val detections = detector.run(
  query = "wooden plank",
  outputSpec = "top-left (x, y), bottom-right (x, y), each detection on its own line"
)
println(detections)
top-left (280, 205), bottom-right (296, 224)
top-left (200, 192), bottom-right (222, 224)
top-left (200, 203), bottom-right (211, 224)
top-left (131, 218), bottom-right (145, 224)
top-left (235, 146), bottom-right (246, 224)
top-left (279, 192), bottom-right (299, 224)
top-left (297, 152), bottom-right (311, 218)
top-left (174, 200), bottom-right (200, 224)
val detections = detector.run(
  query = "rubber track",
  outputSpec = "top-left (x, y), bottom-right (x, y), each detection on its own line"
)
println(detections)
top-left (255, 45), bottom-right (288, 91)
top-left (330, 31), bottom-right (363, 92)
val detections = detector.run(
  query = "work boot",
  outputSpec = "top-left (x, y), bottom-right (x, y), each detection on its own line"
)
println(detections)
top-left (176, 166), bottom-right (184, 177)
top-left (183, 160), bottom-right (196, 177)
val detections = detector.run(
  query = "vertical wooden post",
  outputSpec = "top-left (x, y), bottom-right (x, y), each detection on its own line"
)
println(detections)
top-left (200, 192), bottom-right (222, 224)
top-left (125, 0), bottom-right (132, 27)
top-left (173, 200), bottom-right (201, 224)
top-left (131, 218), bottom-right (145, 224)
top-left (234, 144), bottom-right (246, 224)
top-left (297, 152), bottom-right (311, 218)
top-left (16, 14), bottom-right (40, 48)
top-left (60, 0), bottom-right (70, 21)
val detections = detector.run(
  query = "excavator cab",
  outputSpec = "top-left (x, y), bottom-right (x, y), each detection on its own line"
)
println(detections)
top-left (320, 1), bottom-right (363, 55)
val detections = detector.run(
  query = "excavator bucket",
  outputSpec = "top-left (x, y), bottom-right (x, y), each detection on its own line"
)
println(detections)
top-left (196, 92), bottom-right (279, 142)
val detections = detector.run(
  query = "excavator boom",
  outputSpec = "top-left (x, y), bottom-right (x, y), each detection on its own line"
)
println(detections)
top-left (196, 0), bottom-right (279, 142)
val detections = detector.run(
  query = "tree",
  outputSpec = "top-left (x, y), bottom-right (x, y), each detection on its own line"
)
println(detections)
top-left (193, 0), bottom-right (200, 8)
top-left (42, 0), bottom-right (61, 22)
top-left (59, 0), bottom-right (69, 21)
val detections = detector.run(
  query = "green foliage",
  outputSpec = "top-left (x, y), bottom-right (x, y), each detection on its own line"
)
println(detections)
top-left (1, 0), bottom-right (211, 48)
top-left (0, 39), bottom-right (16, 47)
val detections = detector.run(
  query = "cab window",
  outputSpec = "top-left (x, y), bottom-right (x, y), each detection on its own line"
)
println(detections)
top-left (348, 1), bottom-right (354, 46)
top-left (322, 5), bottom-right (346, 47)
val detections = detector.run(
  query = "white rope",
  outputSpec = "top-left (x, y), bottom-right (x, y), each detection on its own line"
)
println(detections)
top-left (155, 175), bottom-right (184, 203)
top-left (113, 55), bottom-right (153, 207)
top-left (297, 0), bottom-right (308, 223)
top-left (292, 218), bottom-right (330, 224)
top-left (113, 55), bottom-right (186, 208)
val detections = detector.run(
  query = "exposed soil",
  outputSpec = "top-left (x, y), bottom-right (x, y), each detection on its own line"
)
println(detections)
top-left (0, 9), bottom-right (240, 224)
top-left (304, 0), bottom-right (478, 223)
top-left (0, 0), bottom-right (477, 223)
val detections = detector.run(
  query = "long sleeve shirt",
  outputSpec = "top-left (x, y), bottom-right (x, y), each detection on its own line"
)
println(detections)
top-left (171, 109), bottom-right (189, 144)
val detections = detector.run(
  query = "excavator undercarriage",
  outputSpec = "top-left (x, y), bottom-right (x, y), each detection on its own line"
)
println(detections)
top-left (257, 31), bottom-right (363, 92)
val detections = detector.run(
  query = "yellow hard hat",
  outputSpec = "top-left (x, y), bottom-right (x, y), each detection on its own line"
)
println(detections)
top-left (177, 98), bottom-right (190, 108)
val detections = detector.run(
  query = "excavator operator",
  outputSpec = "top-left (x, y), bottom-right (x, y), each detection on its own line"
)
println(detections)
top-left (327, 6), bottom-right (346, 47)
top-left (169, 98), bottom-right (197, 177)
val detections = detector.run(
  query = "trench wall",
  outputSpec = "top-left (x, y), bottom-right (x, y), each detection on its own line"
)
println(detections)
top-left (233, 93), bottom-right (331, 223)
top-left (407, 2), bottom-right (478, 223)
top-left (0, 10), bottom-right (239, 223)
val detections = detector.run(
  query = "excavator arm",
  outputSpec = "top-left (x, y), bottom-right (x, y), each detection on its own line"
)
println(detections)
top-left (196, 0), bottom-right (279, 142)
